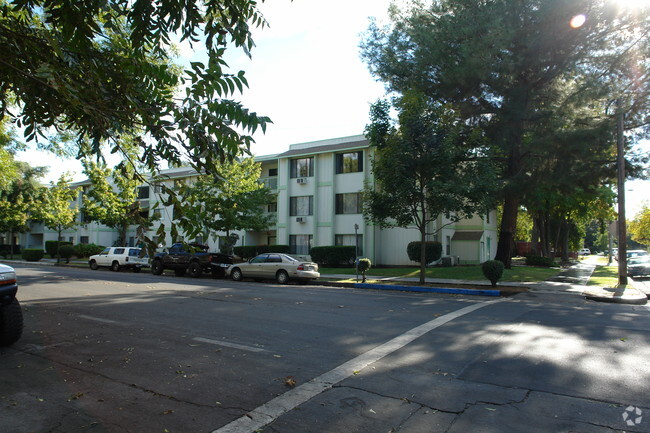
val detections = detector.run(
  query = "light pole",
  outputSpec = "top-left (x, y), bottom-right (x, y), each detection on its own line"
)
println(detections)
top-left (615, 98), bottom-right (627, 285)
top-left (354, 224), bottom-right (359, 283)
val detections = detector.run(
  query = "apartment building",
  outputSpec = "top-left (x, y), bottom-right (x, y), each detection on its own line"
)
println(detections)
top-left (19, 135), bottom-right (497, 266)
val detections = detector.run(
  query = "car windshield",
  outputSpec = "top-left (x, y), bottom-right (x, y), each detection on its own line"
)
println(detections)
top-left (629, 257), bottom-right (650, 265)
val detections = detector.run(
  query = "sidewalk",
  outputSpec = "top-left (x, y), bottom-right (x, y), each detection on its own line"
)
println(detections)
top-left (321, 260), bottom-right (648, 304)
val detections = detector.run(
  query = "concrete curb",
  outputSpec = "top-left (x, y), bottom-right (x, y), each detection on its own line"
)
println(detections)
top-left (584, 281), bottom-right (648, 305)
top-left (313, 280), bottom-right (502, 297)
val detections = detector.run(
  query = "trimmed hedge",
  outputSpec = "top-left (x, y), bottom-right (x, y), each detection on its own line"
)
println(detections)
top-left (407, 241), bottom-right (443, 264)
top-left (22, 248), bottom-right (44, 262)
top-left (58, 245), bottom-right (74, 260)
top-left (73, 243), bottom-right (106, 258)
top-left (482, 260), bottom-right (504, 287)
top-left (525, 255), bottom-right (556, 267)
top-left (45, 241), bottom-right (72, 258)
top-left (233, 245), bottom-right (290, 259)
top-left (309, 246), bottom-right (356, 266)
top-left (0, 244), bottom-right (21, 257)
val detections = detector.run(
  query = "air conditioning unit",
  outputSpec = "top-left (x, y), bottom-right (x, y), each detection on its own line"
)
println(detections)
top-left (296, 217), bottom-right (306, 223)
top-left (296, 178), bottom-right (307, 184)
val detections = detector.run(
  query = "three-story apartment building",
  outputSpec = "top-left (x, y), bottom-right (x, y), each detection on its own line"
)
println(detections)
top-left (18, 135), bottom-right (497, 266)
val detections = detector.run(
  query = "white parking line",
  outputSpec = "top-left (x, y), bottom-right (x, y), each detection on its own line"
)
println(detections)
top-left (78, 315), bottom-right (117, 324)
top-left (192, 337), bottom-right (267, 353)
top-left (212, 298), bottom-right (507, 433)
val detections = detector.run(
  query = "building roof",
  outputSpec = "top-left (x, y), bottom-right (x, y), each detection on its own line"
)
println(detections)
top-left (276, 135), bottom-right (369, 159)
top-left (451, 231), bottom-right (484, 241)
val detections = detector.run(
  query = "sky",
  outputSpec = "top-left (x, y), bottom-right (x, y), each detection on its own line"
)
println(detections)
top-left (14, 0), bottom-right (648, 217)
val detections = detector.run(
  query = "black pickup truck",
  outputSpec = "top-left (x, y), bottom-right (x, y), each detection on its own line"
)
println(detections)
top-left (0, 263), bottom-right (22, 346)
top-left (150, 243), bottom-right (233, 278)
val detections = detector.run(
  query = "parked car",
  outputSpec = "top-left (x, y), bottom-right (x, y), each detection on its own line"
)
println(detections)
top-left (0, 263), bottom-right (22, 346)
top-left (627, 250), bottom-right (649, 259)
top-left (89, 247), bottom-right (150, 272)
top-left (150, 243), bottom-right (233, 278)
top-left (226, 253), bottom-right (320, 284)
top-left (579, 248), bottom-right (591, 256)
top-left (628, 256), bottom-right (650, 278)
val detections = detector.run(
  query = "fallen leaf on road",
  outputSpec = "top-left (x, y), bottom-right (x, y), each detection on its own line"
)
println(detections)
top-left (284, 376), bottom-right (297, 387)
top-left (162, 410), bottom-right (173, 415)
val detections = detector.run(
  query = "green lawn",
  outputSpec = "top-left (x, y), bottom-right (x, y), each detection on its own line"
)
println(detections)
top-left (320, 265), bottom-right (560, 283)
top-left (587, 265), bottom-right (621, 287)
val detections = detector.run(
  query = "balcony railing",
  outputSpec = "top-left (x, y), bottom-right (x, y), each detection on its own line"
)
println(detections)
top-left (260, 176), bottom-right (278, 190)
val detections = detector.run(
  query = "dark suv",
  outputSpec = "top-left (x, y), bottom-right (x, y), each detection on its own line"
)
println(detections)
top-left (0, 263), bottom-right (23, 346)
top-left (151, 243), bottom-right (234, 278)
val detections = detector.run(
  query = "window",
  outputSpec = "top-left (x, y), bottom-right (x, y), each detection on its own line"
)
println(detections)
top-left (80, 236), bottom-right (89, 244)
top-left (266, 254), bottom-right (283, 263)
top-left (268, 168), bottom-right (278, 177)
top-left (290, 196), bottom-right (313, 216)
top-left (267, 201), bottom-right (278, 213)
top-left (485, 212), bottom-right (491, 224)
top-left (446, 235), bottom-right (451, 256)
top-left (137, 186), bottom-right (150, 199)
top-left (290, 157), bottom-right (314, 178)
top-left (114, 248), bottom-right (125, 254)
top-left (290, 235), bottom-right (313, 255)
top-left (335, 193), bottom-right (362, 214)
top-left (129, 248), bottom-right (141, 257)
top-left (335, 151), bottom-right (363, 174)
top-left (335, 234), bottom-right (363, 255)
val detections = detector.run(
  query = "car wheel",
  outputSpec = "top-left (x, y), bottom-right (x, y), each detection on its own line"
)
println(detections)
top-left (133, 267), bottom-right (141, 273)
top-left (174, 268), bottom-right (186, 277)
top-left (89, 260), bottom-right (98, 270)
top-left (0, 299), bottom-right (24, 347)
top-left (111, 261), bottom-right (121, 272)
top-left (231, 267), bottom-right (243, 281)
top-left (151, 260), bottom-right (164, 276)
top-left (276, 270), bottom-right (289, 284)
top-left (188, 261), bottom-right (202, 278)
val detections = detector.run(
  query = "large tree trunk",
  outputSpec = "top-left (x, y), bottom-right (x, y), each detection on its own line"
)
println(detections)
top-left (495, 196), bottom-right (520, 268)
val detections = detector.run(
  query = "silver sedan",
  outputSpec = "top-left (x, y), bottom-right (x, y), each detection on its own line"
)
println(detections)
top-left (226, 253), bottom-right (320, 284)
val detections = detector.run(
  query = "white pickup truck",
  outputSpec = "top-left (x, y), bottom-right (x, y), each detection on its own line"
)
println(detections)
top-left (88, 247), bottom-right (150, 272)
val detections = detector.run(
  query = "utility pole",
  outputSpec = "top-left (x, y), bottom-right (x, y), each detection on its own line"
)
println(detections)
top-left (616, 98), bottom-right (627, 285)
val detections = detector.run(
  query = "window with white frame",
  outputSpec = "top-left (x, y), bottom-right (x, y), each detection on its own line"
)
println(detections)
top-left (290, 157), bottom-right (314, 178)
top-left (290, 235), bottom-right (312, 255)
top-left (335, 234), bottom-right (363, 255)
top-left (335, 193), bottom-right (362, 214)
top-left (290, 196), bottom-right (313, 216)
top-left (335, 151), bottom-right (363, 174)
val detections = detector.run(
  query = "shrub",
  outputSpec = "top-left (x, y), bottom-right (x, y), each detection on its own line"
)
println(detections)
top-left (22, 248), bottom-right (44, 262)
top-left (309, 246), bottom-right (356, 266)
top-left (0, 244), bottom-right (21, 258)
top-left (482, 260), bottom-right (505, 287)
top-left (407, 241), bottom-right (443, 264)
top-left (73, 243), bottom-right (106, 258)
top-left (357, 258), bottom-right (372, 283)
top-left (525, 255), bottom-right (556, 267)
top-left (233, 245), bottom-right (258, 260)
top-left (259, 245), bottom-right (290, 254)
top-left (45, 241), bottom-right (72, 258)
top-left (58, 245), bottom-right (74, 262)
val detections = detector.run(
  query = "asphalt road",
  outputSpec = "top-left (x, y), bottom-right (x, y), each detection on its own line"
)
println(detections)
top-left (2, 264), bottom-right (650, 433)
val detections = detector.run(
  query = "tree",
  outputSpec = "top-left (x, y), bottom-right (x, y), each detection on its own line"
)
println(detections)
top-left (172, 157), bottom-right (275, 253)
top-left (362, 0), bottom-right (650, 267)
top-left (0, 160), bottom-right (47, 256)
top-left (81, 159), bottom-right (151, 247)
top-left (363, 93), bottom-right (496, 284)
top-left (1, 1), bottom-right (270, 171)
top-left (1, 1), bottom-right (271, 244)
top-left (629, 205), bottom-right (650, 246)
top-left (40, 174), bottom-right (79, 261)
